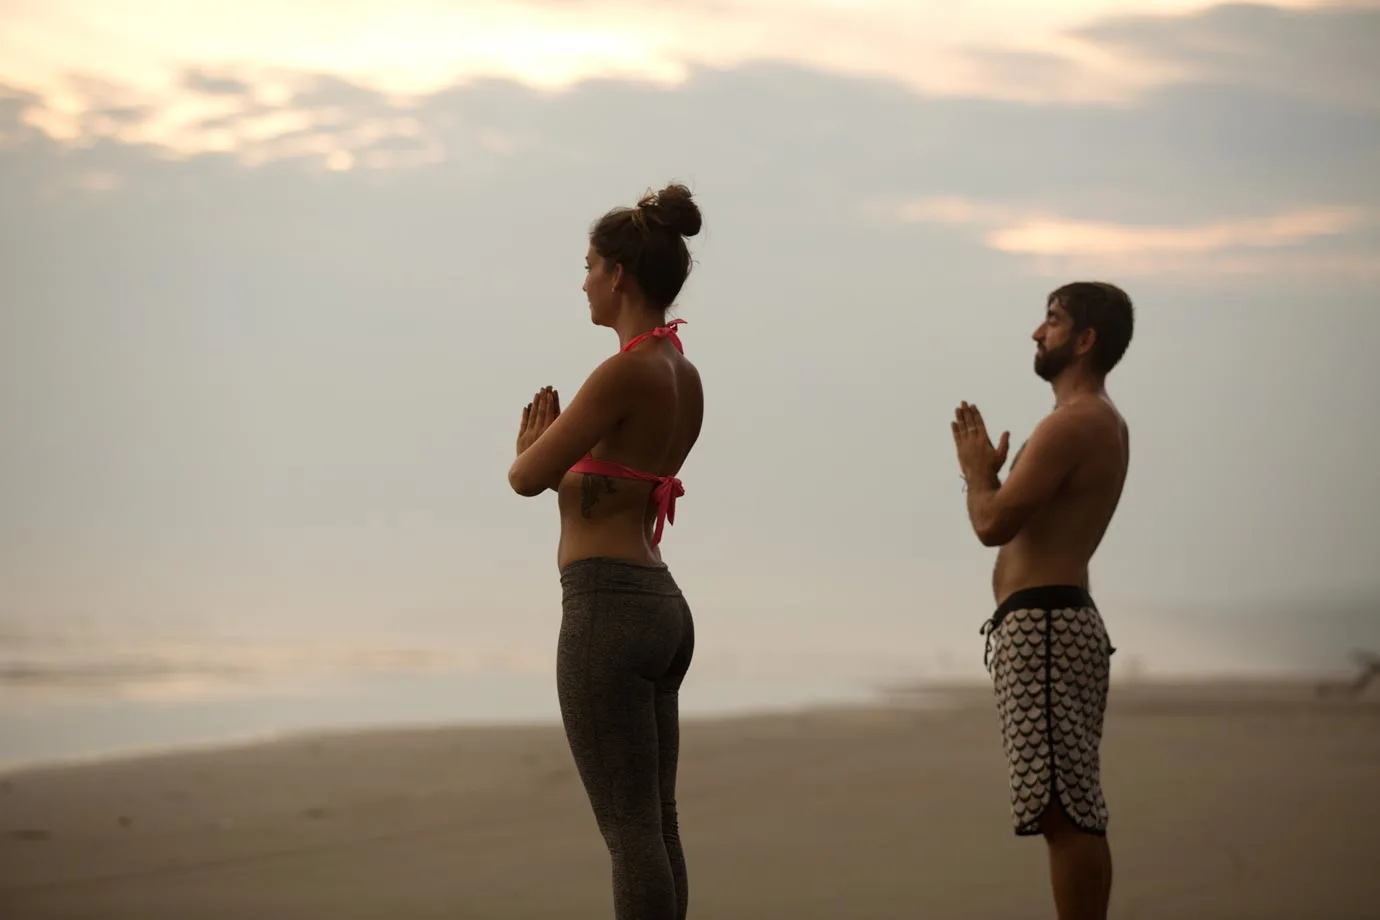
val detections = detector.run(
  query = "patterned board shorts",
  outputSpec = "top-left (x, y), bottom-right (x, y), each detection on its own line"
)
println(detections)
top-left (981, 585), bottom-right (1115, 837)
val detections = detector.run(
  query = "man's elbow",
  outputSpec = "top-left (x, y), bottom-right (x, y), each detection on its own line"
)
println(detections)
top-left (975, 516), bottom-right (1019, 547)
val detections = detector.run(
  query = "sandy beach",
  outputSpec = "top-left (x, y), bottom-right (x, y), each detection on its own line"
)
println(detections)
top-left (1, 680), bottom-right (1376, 920)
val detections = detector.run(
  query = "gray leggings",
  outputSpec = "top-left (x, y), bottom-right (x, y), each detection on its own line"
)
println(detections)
top-left (557, 557), bottom-right (696, 920)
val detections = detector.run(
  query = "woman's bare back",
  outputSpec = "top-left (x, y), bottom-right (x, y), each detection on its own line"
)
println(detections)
top-left (557, 343), bottom-right (703, 567)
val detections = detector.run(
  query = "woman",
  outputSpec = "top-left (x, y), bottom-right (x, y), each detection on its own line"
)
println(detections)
top-left (507, 182), bottom-right (705, 920)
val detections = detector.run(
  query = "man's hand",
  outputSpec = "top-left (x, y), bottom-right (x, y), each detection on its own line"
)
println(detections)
top-left (952, 401), bottom-right (1009, 486)
top-left (517, 386), bottom-right (560, 456)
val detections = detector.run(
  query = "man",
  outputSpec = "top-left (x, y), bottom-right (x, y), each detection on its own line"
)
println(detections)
top-left (951, 281), bottom-right (1134, 920)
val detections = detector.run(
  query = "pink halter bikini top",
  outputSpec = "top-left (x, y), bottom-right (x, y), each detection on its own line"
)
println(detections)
top-left (567, 319), bottom-right (687, 546)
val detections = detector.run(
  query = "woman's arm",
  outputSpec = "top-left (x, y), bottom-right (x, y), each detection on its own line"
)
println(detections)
top-left (508, 356), bottom-right (637, 497)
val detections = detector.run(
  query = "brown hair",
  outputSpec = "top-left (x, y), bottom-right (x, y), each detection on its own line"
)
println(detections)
top-left (590, 183), bottom-right (702, 311)
top-left (1048, 281), bottom-right (1135, 375)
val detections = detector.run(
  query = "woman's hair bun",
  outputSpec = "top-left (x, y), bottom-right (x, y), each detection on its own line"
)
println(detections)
top-left (637, 183), bottom-right (701, 238)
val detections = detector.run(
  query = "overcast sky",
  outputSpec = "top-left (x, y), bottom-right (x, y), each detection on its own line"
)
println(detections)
top-left (2, 1), bottom-right (1377, 679)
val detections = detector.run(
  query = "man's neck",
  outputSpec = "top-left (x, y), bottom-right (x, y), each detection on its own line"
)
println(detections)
top-left (1050, 369), bottom-right (1106, 407)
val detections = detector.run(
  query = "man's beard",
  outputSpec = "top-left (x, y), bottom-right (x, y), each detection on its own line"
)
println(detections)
top-left (1034, 339), bottom-right (1076, 381)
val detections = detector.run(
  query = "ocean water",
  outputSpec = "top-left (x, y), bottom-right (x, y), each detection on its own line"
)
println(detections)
top-left (0, 632), bottom-right (888, 770)
top-left (3, 594), bottom-right (1375, 771)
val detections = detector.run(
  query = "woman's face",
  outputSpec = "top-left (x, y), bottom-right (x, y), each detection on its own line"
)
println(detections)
top-left (583, 243), bottom-right (622, 326)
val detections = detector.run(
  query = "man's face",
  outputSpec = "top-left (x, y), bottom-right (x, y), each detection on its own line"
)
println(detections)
top-left (1032, 301), bottom-right (1079, 381)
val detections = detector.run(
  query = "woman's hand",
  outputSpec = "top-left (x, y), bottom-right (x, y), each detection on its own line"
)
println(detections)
top-left (516, 386), bottom-right (560, 456)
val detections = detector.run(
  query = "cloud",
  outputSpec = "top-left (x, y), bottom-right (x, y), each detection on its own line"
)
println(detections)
top-left (990, 207), bottom-right (1368, 255)
top-left (0, 0), bottom-right (1345, 124)
top-left (831, 3), bottom-right (1380, 277)
top-left (0, 4), bottom-right (1374, 283)
top-left (183, 69), bottom-right (253, 98)
top-left (884, 196), bottom-right (1379, 277)
top-left (1022, 249), bottom-right (1380, 280)
top-left (7, 68), bottom-right (449, 168)
top-left (0, 2), bottom-right (1374, 272)
top-left (889, 192), bottom-right (1372, 251)
top-left (1079, 1), bottom-right (1380, 111)
top-left (0, 86), bottom-right (42, 148)
top-left (3, 4), bottom-right (1370, 182)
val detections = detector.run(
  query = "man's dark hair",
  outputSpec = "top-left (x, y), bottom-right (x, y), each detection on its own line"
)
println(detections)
top-left (1048, 281), bottom-right (1135, 375)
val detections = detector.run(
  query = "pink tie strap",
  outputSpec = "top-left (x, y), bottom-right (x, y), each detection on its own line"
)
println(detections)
top-left (567, 456), bottom-right (685, 546)
top-left (648, 475), bottom-right (685, 546)
top-left (622, 319), bottom-right (686, 354)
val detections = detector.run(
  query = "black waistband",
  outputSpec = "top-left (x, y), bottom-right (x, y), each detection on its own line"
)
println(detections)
top-left (979, 584), bottom-right (1099, 669)
top-left (993, 584), bottom-right (1096, 621)
top-left (559, 556), bottom-right (681, 598)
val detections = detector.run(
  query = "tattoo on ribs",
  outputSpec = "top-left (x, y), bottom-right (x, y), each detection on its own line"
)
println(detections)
top-left (580, 474), bottom-right (617, 517)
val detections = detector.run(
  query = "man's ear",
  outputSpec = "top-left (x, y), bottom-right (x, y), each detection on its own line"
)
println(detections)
top-left (1075, 325), bottom-right (1098, 359)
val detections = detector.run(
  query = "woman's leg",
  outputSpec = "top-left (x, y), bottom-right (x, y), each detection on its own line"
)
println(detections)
top-left (655, 601), bottom-right (695, 919)
top-left (557, 573), bottom-right (688, 920)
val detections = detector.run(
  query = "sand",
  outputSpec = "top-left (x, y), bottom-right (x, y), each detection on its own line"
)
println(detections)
top-left (1, 681), bottom-right (1377, 919)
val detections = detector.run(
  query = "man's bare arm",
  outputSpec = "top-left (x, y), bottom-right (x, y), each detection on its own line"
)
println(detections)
top-left (966, 411), bottom-right (1088, 546)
